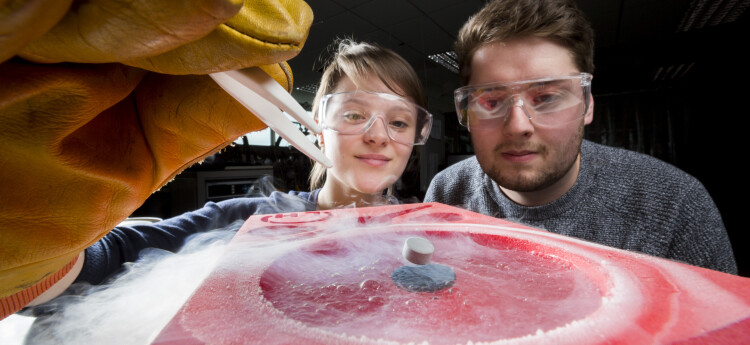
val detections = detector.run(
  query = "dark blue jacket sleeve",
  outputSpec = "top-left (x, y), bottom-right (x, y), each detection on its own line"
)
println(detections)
top-left (76, 191), bottom-right (316, 285)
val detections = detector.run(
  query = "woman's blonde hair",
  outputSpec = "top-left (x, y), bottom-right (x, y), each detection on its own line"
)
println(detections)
top-left (308, 39), bottom-right (427, 192)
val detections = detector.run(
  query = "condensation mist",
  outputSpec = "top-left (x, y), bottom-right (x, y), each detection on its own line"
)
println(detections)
top-left (0, 175), bottom-right (420, 344)
top-left (0, 176), bottom-right (311, 344)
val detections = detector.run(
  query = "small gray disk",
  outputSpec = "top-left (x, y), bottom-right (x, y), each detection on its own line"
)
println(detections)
top-left (391, 263), bottom-right (456, 293)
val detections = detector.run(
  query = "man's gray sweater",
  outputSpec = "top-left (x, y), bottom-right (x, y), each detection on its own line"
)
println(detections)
top-left (424, 140), bottom-right (737, 274)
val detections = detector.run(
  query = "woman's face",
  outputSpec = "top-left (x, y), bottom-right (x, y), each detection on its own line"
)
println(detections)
top-left (319, 75), bottom-right (415, 195)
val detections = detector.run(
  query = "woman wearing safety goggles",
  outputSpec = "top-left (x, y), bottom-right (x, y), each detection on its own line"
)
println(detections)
top-left (309, 41), bottom-right (432, 209)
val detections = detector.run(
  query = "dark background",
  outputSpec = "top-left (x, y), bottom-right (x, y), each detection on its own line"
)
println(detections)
top-left (137, 0), bottom-right (749, 276)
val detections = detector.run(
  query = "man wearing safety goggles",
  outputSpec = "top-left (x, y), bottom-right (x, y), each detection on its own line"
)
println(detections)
top-left (425, 0), bottom-right (736, 274)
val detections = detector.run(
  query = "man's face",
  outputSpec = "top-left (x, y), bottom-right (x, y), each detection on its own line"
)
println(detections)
top-left (467, 37), bottom-right (593, 194)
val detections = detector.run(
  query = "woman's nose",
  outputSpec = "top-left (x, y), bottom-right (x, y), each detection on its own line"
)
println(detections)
top-left (363, 116), bottom-right (390, 145)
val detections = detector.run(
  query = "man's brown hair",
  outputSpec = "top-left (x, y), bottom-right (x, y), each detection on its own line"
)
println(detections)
top-left (455, 0), bottom-right (595, 84)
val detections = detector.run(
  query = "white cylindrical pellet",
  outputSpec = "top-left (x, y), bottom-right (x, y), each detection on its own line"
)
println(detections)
top-left (402, 237), bottom-right (434, 265)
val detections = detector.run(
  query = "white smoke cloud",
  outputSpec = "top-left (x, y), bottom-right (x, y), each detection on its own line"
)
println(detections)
top-left (24, 228), bottom-right (237, 345)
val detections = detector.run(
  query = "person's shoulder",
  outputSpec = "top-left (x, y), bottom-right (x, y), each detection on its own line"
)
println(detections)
top-left (585, 141), bottom-right (687, 173)
top-left (209, 195), bottom-right (273, 216)
top-left (213, 191), bottom-right (300, 209)
top-left (433, 156), bottom-right (482, 180)
top-left (272, 190), bottom-right (317, 210)
top-left (426, 156), bottom-right (485, 202)
top-left (284, 190), bottom-right (308, 199)
top-left (582, 140), bottom-right (704, 193)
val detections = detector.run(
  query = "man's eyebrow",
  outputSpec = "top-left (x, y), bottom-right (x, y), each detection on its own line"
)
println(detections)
top-left (529, 79), bottom-right (571, 88)
top-left (473, 85), bottom-right (510, 95)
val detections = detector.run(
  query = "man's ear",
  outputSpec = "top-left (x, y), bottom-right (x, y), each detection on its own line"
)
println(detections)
top-left (584, 94), bottom-right (594, 125)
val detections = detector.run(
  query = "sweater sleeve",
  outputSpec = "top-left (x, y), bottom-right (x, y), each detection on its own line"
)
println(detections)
top-left (666, 183), bottom-right (737, 274)
top-left (76, 197), bottom-right (275, 285)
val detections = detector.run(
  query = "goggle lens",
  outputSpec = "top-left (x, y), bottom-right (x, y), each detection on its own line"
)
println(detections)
top-left (455, 73), bottom-right (592, 128)
top-left (320, 91), bottom-right (433, 145)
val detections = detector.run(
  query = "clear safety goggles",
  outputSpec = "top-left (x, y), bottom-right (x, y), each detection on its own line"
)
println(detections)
top-left (454, 73), bottom-right (592, 128)
top-left (319, 91), bottom-right (433, 146)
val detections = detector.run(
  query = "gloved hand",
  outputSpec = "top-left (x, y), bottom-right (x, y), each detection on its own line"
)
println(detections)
top-left (0, 0), bottom-right (313, 306)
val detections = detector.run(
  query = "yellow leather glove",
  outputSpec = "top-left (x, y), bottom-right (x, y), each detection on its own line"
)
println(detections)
top-left (0, 0), bottom-right (73, 63)
top-left (0, 0), bottom-right (312, 304)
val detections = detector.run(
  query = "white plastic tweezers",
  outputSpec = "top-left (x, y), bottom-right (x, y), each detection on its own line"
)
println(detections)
top-left (210, 68), bottom-right (333, 167)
